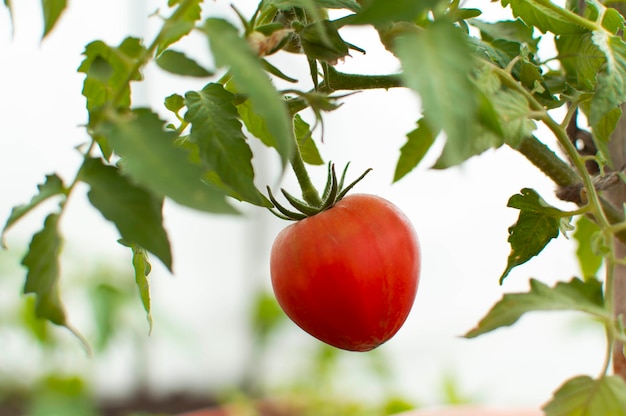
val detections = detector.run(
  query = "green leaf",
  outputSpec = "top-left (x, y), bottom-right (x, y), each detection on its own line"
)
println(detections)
top-left (500, 188), bottom-right (564, 283)
top-left (294, 114), bottom-right (324, 165)
top-left (204, 18), bottom-right (294, 165)
top-left (395, 21), bottom-right (479, 168)
top-left (131, 244), bottom-right (153, 333)
top-left (2, 174), bottom-right (66, 247)
top-left (350, 0), bottom-right (436, 26)
top-left (157, 0), bottom-right (202, 55)
top-left (589, 32), bottom-right (626, 137)
top-left (99, 108), bottom-right (238, 214)
top-left (573, 216), bottom-right (603, 280)
top-left (471, 19), bottom-right (539, 54)
top-left (78, 38), bottom-right (146, 111)
top-left (41, 0), bottom-right (66, 38)
top-left (464, 277), bottom-right (606, 338)
top-left (184, 83), bottom-right (268, 206)
top-left (556, 32), bottom-right (605, 91)
top-left (80, 157), bottom-right (173, 271)
top-left (165, 93), bottom-right (185, 115)
top-left (21, 214), bottom-right (65, 325)
top-left (269, 0), bottom-right (361, 12)
top-left (543, 375), bottom-right (626, 416)
top-left (393, 118), bottom-right (437, 182)
top-left (502, 0), bottom-right (588, 34)
top-left (156, 50), bottom-right (213, 77)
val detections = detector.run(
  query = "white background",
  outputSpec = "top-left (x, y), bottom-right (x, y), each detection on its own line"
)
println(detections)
top-left (0, 0), bottom-right (605, 409)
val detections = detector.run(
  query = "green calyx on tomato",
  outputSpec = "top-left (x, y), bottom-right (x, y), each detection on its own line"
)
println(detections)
top-left (267, 163), bottom-right (372, 221)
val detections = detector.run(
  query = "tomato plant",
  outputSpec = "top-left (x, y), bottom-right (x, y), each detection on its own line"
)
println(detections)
top-left (6, 0), bottom-right (626, 413)
top-left (270, 193), bottom-right (420, 352)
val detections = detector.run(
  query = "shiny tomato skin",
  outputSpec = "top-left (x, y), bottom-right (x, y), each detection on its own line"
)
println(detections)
top-left (270, 193), bottom-right (420, 352)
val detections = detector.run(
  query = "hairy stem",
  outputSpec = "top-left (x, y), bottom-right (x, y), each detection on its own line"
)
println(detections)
top-left (290, 142), bottom-right (323, 207)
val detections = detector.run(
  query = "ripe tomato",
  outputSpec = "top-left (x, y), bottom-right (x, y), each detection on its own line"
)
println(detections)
top-left (270, 193), bottom-right (421, 352)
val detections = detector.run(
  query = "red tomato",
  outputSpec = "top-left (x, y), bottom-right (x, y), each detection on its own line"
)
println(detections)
top-left (270, 193), bottom-right (421, 352)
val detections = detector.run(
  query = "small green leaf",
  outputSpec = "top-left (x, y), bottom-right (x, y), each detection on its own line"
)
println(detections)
top-left (465, 277), bottom-right (606, 338)
top-left (80, 157), bottom-right (173, 271)
top-left (100, 108), bottom-right (238, 214)
top-left (393, 118), bottom-right (437, 182)
top-left (543, 375), bottom-right (626, 416)
top-left (204, 18), bottom-right (294, 165)
top-left (156, 50), bottom-right (213, 77)
top-left (185, 83), bottom-right (268, 206)
top-left (574, 216), bottom-right (603, 280)
top-left (500, 188), bottom-right (564, 283)
top-left (2, 174), bottom-right (66, 247)
top-left (503, 0), bottom-right (588, 34)
top-left (300, 20), bottom-right (351, 63)
top-left (131, 244), bottom-right (153, 333)
top-left (350, 0), bottom-right (436, 26)
top-left (294, 114), bottom-right (324, 165)
top-left (157, 0), bottom-right (202, 55)
top-left (164, 93), bottom-right (185, 115)
top-left (21, 214), bottom-right (65, 325)
top-left (395, 21), bottom-right (480, 168)
top-left (41, 0), bottom-right (66, 38)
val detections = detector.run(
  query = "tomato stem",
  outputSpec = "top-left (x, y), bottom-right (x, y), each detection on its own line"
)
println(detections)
top-left (290, 135), bottom-right (323, 207)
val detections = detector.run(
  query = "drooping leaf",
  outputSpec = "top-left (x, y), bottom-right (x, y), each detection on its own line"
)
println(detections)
top-left (573, 216), bottom-right (603, 280)
top-left (464, 277), bottom-right (606, 338)
top-left (99, 108), bottom-right (238, 214)
top-left (184, 83), bottom-right (268, 206)
top-left (393, 118), bottom-right (437, 182)
top-left (156, 50), bottom-right (213, 77)
top-left (2, 174), bottom-right (66, 247)
top-left (294, 114), bottom-right (324, 165)
top-left (500, 188), bottom-right (564, 283)
top-left (395, 21), bottom-right (480, 168)
top-left (204, 18), bottom-right (294, 165)
top-left (131, 244), bottom-right (153, 332)
top-left (80, 157), bottom-right (173, 271)
top-left (41, 0), bottom-right (66, 38)
top-left (502, 0), bottom-right (588, 34)
top-left (21, 214), bottom-right (66, 326)
top-left (350, 0), bottom-right (436, 26)
top-left (543, 375), bottom-right (626, 416)
top-left (156, 0), bottom-right (202, 55)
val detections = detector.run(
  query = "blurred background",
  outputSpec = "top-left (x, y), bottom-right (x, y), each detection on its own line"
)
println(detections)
top-left (0, 0), bottom-right (607, 414)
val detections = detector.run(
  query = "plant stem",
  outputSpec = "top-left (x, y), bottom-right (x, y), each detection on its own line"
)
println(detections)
top-left (321, 66), bottom-right (403, 92)
top-left (290, 143), bottom-right (323, 207)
